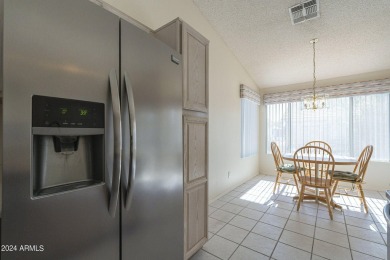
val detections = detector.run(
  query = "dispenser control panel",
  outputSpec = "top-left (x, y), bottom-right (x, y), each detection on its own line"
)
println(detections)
top-left (32, 95), bottom-right (104, 128)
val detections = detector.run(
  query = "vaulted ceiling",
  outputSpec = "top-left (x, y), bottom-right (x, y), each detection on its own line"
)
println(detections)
top-left (193, 0), bottom-right (390, 88)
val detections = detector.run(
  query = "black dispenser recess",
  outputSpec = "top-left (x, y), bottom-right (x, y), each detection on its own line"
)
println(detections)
top-left (32, 95), bottom-right (105, 197)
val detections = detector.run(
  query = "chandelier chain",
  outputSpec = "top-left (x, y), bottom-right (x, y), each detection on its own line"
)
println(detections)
top-left (302, 38), bottom-right (327, 111)
top-left (312, 39), bottom-right (316, 96)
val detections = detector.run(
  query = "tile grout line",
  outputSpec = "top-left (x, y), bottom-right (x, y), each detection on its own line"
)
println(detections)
top-left (201, 247), bottom-right (224, 260)
top-left (207, 179), bottom-right (269, 259)
top-left (310, 201), bottom-right (319, 260)
top-left (268, 191), bottom-right (297, 259)
top-left (227, 204), bottom-right (253, 259)
top-left (229, 182), bottom-right (287, 259)
top-left (203, 219), bottom-right (234, 259)
top-left (226, 194), bottom-right (271, 260)
top-left (229, 176), bottom-right (271, 259)
top-left (344, 210), bottom-right (389, 249)
top-left (343, 207), bottom-right (354, 260)
top-left (205, 214), bottom-right (231, 259)
top-left (203, 248), bottom-right (224, 260)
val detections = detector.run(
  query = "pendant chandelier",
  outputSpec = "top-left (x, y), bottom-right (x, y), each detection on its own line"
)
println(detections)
top-left (302, 38), bottom-right (328, 110)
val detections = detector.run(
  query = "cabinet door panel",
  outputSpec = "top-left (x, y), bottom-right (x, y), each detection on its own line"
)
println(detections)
top-left (185, 182), bottom-right (208, 257)
top-left (183, 23), bottom-right (209, 112)
top-left (184, 116), bottom-right (208, 184)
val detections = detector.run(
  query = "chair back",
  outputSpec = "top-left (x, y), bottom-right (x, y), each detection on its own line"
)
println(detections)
top-left (271, 142), bottom-right (284, 169)
top-left (305, 141), bottom-right (332, 153)
top-left (353, 145), bottom-right (373, 181)
top-left (293, 146), bottom-right (335, 187)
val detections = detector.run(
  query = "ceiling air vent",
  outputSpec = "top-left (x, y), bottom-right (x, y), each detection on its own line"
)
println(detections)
top-left (289, 0), bottom-right (320, 25)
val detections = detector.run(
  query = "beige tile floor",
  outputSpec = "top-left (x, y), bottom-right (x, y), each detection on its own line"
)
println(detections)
top-left (191, 174), bottom-right (388, 260)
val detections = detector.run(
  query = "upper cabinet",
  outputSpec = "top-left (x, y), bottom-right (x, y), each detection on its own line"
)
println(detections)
top-left (154, 18), bottom-right (209, 113)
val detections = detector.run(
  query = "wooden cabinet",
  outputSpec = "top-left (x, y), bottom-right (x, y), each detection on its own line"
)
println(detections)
top-left (184, 116), bottom-right (208, 184)
top-left (184, 181), bottom-right (207, 257)
top-left (154, 18), bottom-right (209, 113)
top-left (154, 19), bottom-right (209, 259)
top-left (183, 115), bottom-right (208, 259)
top-left (183, 24), bottom-right (208, 113)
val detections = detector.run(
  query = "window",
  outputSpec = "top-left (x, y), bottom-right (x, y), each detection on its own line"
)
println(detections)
top-left (353, 94), bottom-right (390, 159)
top-left (241, 98), bottom-right (259, 158)
top-left (266, 93), bottom-right (390, 161)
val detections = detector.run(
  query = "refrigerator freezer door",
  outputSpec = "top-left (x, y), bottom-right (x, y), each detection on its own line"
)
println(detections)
top-left (120, 20), bottom-right (184, 259)
top-left (2, 1), bottom-right (120, 259)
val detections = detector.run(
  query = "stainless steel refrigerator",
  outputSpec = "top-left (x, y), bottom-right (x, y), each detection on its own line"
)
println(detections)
top-left (0, 1), bottom-right (183, 259)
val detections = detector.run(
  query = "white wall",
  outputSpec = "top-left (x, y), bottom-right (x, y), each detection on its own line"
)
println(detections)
top-left (259, 70), bottom-right (390, 191)
top-left (101, 0), bottom-right (260, 200)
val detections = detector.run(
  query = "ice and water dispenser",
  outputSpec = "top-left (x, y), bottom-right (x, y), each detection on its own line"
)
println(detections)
top-left (32, 95), bottom-right (105, 197)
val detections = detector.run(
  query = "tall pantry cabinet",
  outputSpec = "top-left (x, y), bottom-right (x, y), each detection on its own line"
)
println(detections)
top-left (154, 18), bottom-right (209, 259)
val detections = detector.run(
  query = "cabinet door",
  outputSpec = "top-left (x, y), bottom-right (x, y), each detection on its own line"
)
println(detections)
top-left (184, 116), bottom-right (208, 185)
top-left (183, 115), bottom-right (208, 259)
top-left (184, 181), bottom-right (208, 259)
top-left (182, 22), bottom-right (209, 113)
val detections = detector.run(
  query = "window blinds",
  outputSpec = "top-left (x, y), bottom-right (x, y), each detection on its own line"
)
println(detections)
top-left (240, 84), bottom-right (260, 158)
top-left (263, 78), bottom-right (390, 105)
top-left (241, 99), bottom-right (259, 157)
top-left (266, 93), bottom-right (390, 161)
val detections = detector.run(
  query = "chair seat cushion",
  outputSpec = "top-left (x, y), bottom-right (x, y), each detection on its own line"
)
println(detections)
top-left (278, 164), bottom-right (296, 172)
top-left (333, 171), bottom-right (359, 181)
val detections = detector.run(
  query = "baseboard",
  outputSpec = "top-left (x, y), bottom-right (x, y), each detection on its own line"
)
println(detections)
top-left (209, 172), bottom-right (262, 204)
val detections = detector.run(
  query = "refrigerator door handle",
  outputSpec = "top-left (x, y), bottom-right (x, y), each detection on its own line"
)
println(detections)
top-left (108, 69), bottom-right (122, 217)
top-left (124, 72), bottom-right (136, 210)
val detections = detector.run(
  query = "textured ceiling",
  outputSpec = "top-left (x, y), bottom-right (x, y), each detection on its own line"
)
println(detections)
top-left (193, 0), bottom-right (390, 88)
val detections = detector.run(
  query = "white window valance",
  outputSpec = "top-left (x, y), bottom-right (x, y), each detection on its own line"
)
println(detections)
top-left (240, 84), bottom-right (261, 105)
top-left (263, 78), bottom-right (390, 105)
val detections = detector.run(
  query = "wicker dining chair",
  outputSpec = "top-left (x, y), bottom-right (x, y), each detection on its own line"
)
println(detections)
top-left (305, 140), bottom-right (332, 153)
top-left (331, 145), bottom-right (373, 212)
top-left (294, 146), bottom-right (335, 220)
top-left (271, 142), bottom-right (299, 194)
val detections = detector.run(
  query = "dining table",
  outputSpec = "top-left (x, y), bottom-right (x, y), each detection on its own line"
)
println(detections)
top-left (282, 153), bottom-right (357, 209)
